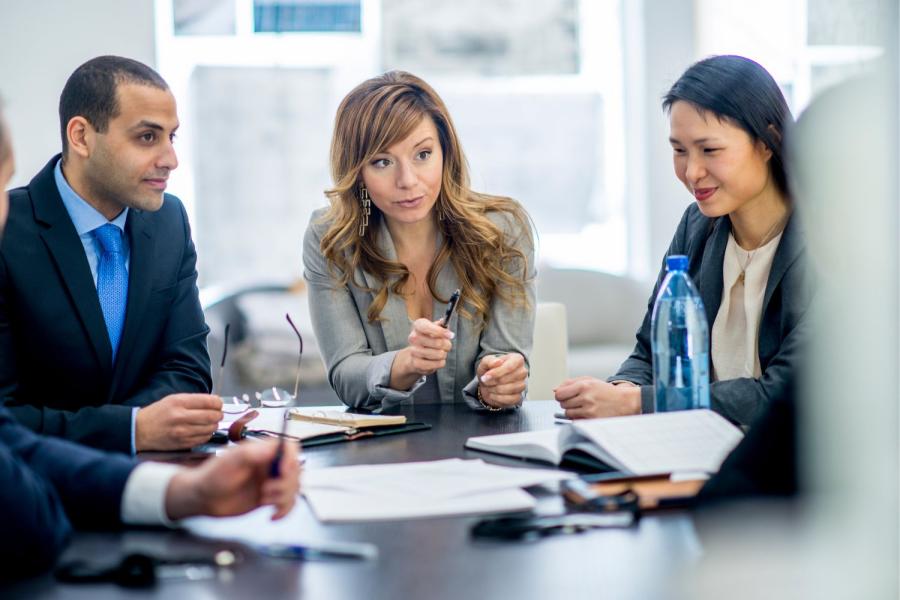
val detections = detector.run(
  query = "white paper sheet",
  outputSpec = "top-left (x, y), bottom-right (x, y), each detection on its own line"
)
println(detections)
top-left (305, 487), bottom-right (536, 523)
top-left (302, 459), bottom-right (571, 522)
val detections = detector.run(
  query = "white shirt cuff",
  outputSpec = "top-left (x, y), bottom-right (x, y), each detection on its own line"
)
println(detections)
top-left (120, 462), bottom-right (183, 527)
top-left (130, 407), bottom-right (138, 455)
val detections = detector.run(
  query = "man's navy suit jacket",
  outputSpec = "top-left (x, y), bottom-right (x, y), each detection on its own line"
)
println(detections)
top-left (0, 156), bottom-right (211, 452)
top-left (0, 405), bottom-right (134, 577)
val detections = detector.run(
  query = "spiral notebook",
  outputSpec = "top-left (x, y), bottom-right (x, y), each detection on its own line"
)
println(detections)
top-left (219, 407), bottom-right (429, 447)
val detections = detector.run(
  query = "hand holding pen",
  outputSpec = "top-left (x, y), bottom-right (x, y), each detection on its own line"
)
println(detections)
top-left (269, 414), bottom-right (291, 478)
top-left (164, 436), bottom-right (301, 521)
top-left (390, 289), bottom-right (461, 390)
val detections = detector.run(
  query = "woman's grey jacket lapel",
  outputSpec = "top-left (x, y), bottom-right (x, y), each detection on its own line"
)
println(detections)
top-left (360, 219), bottom-right (465, 404)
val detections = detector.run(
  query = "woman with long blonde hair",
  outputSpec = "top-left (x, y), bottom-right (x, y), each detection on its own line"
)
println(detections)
top-left (303, 71), bottom-right (535, 410)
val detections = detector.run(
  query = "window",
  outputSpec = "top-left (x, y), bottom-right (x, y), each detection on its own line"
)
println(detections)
top-left (254, 0), bottom-right (361, 32)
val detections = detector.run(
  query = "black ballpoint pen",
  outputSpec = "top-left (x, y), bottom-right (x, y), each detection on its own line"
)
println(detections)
top-left (440, 289), bottom-right (461, 328)
top-left (269, 415), bottom-right (289, 478)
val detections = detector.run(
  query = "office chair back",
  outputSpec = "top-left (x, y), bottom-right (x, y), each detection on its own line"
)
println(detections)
top-left (528, 302), bottom-right (569, 401)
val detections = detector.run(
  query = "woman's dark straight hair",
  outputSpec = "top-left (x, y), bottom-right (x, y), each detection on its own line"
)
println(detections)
top-left (663, 55), bottom-right (793, 198)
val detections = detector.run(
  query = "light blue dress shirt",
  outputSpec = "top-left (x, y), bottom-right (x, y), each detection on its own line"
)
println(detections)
top-left (54, 160), bottom-right (138, 454)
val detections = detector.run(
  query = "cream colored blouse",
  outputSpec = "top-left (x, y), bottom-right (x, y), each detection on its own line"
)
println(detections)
top-left (711, 231), bottom-right (783, 382)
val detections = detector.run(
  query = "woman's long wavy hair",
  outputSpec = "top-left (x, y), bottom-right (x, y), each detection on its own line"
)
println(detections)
top-left (319, 71), bottom-right (533, 326)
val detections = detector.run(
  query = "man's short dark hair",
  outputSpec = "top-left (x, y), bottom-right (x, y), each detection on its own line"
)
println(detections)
top-left (58, 55), bottom-right (169, 157)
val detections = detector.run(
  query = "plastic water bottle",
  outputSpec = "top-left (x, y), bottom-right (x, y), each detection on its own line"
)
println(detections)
top-left (650, 255), bottom-right (710, 412)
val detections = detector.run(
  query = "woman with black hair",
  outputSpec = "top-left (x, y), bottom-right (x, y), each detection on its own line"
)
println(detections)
top-left (555, 55), bottom-right (814, 427)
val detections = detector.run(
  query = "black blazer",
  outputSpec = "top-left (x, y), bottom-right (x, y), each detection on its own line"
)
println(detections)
top-left (0, 156), bottom-right (211, 451)
top-left (0, 405), bottom-right (135, 577)
top-left (613, 203), bottom-right (814, 427)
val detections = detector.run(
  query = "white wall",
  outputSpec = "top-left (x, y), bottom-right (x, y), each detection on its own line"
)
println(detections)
top-left (0, 0), bottom-right (156, 187)
top-left (694, 0), bottom-right (802, 82)
top-left (636, 0), bottom-right (696, 277)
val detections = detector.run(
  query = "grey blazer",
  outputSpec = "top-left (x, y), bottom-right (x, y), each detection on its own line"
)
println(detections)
top-left (303, 207), bottom-right (535, 411)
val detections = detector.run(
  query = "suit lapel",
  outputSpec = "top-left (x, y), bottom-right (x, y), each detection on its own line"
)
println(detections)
top-left (108, 209), bottom-right (156, 396)
top-left (362, 219), bottom-right (410, 352)
top-left (31, 157), bottom-right (113, 372)
top-left (763, 212), bottom-right (804, 313)
top-left (362, 221), bottom-right (459, 402)
top-left (697, 217), bottom-right (729, 329)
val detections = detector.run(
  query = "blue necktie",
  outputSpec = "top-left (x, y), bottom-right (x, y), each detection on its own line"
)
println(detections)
top-left (92, 224), bottom-right (128, 362)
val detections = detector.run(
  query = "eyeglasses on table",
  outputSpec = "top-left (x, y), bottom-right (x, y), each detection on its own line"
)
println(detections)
top-left (215, 313), bottom-right (305, 415)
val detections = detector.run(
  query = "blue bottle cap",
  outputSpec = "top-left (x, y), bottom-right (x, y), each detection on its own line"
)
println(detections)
top-left (665, 255), bottom-right (689, 271)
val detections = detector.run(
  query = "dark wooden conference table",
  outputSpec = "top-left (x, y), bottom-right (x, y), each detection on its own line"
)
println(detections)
top-left (10, 401), bottom-right (700, 600)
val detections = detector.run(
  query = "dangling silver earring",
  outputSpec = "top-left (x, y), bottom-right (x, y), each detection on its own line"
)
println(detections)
top-left (436, 197), bottom-right (445, 221)
top-left (358, 184), bottom-right (371, 237)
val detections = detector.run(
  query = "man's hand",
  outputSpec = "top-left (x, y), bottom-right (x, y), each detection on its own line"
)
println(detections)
top-left (554, 376), bottom-right (641, 419)
top-left (477, 353), bottom-right (527, 409)
top-left (164, 438), bottom-right (301, 521)
top-left (135, 394), bottom-right (223, 451)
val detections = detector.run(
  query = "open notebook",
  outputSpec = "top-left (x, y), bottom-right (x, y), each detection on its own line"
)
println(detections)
top-left (287, 408), bottom-right (406, 428)
top-left (465, 410), bottom-right (744, 476)
top-left (218, 407), bottom-right (428, 447)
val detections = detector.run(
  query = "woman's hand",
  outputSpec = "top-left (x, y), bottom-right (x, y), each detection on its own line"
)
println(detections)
top-left (477, 353), bottom-right (527, 409)
top-left (391, 318), bottom-right (454, 390)
top-left (554, 376), bottom-right (641, 419)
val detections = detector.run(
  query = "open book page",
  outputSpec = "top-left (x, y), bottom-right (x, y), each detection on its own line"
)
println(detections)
top-left (558, 427), bottom-right (627, 471)
top-left (572, 410), bottom-right (744, 476)
top-left (464, 429), bottom-right (565, 464)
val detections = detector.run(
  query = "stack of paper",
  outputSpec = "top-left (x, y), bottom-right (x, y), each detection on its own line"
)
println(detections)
top-left (302, 459), bottom-right (572, 523)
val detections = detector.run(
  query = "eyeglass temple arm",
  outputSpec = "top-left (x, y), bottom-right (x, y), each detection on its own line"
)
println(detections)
top-left (285, 314), bottom-right (303, 399)
top-left (212, 323), bottom-right (231, 397)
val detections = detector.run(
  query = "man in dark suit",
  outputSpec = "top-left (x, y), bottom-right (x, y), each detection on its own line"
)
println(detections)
top-left (0, 104), bottom-right (301, 579)
top-left (0, 56), bottom-right (221, 452)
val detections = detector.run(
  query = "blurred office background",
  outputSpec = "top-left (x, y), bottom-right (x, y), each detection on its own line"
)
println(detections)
top-left (0, 0), bottom-right (891, 390)
top-left (1, 0), bottom-right (887, 281)
top-left (0, 1), bottom-right (897, 598)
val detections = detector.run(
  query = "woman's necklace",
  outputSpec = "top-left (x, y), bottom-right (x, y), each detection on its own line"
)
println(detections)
top-left (735, 214), bottom-right (787, 285)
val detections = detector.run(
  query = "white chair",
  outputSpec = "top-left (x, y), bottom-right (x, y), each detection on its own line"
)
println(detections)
top-left (527, 302), bottom-right (569, 401)
top-left (536, 266), bottom-right (650, 379)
